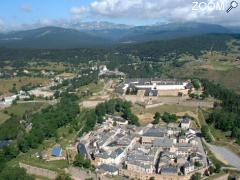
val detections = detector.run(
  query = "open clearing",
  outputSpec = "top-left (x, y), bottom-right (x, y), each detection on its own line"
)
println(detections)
top-left (27, 62), bottom-right (67, 72)
top-left (3, 102), bottom-right (47, 117)
top-left (0, 111), bottom-right (10, 124)
top-left (0, 77), bottom-right (49, 95)
top-left (132, 104), bottom-right (197, 125)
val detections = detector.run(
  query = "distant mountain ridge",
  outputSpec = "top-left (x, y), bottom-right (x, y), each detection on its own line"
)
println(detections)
top-left (0, 22), bottom-right (239, 49)
top-left (0, 26), bottom-right (110, 49)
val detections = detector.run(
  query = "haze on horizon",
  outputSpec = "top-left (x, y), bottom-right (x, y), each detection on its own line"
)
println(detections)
top-left (0, 0), bottom-right (240, 32)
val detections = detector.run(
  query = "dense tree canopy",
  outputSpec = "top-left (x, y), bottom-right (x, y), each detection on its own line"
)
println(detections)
top-left (202, 79), bottom-right (240, 143)
top-left (161, 112), bottom-right (177, 123)
top-left (0, 167), bottom-right (34, 180)
top-left (17, 94), bottom-right (80, 152)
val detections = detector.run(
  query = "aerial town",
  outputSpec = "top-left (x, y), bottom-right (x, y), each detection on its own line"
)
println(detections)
top-left (1, 3), bottom-right (240, 179)
top-left (1, 63), bottom-right (240, 180)
top-left (78, 114), bottom-right (207, 179)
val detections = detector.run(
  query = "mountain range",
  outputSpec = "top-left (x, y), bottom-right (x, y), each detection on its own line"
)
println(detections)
top-left (0, 22), bottom-right (239, 49)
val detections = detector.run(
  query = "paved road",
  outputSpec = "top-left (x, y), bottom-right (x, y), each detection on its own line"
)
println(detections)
top-left (206, 142), bottom-right (240, 171)
top-left (18, 100), bottom-right (58, 105)
top-left (196, 137), bottom-right (208, 167)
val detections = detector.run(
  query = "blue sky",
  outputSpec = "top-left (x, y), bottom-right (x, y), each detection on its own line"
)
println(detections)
top-left (0, 0), bottom-right (159, 26)
top-left (0, 0), bottom-right (90, 23)
top-left (0, 0), bottom-right (239, 31)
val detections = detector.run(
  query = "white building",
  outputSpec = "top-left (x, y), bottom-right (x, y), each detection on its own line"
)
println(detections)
top-left (181, 118), bottom-right (191, 130)
top-left (183, 162), bottom-right (195, 175)
top-left (122, 79), bottom-right (190, 91)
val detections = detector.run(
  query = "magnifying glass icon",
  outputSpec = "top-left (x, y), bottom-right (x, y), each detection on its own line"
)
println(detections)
top-left (226, 1), bottom-right (238, 13)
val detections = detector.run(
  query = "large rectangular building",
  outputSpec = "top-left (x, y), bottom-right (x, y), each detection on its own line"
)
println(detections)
top-left (118, 78), bottom-right (191, 96)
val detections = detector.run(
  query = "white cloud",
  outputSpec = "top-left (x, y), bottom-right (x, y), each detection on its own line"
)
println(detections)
top-left (70, 6), bottom-right (86, 15)
top-left (89, 0), bottom-right (240, 25)
top-left (21, 4), bottom-right (32, 13)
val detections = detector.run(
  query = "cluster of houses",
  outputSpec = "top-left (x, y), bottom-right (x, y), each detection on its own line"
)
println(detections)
top-left (116, 78), bottom-right (192, 97)
top-left (78, 115), bottom-right (207, 179)
top-left (0, 69), bottom-right (56, 78)
top-left (98, 65), bottom-right (125, 78)
top-left (0, 73), bottom-right (76, 109)
top-left (0, 91), bottom-right (30, 108)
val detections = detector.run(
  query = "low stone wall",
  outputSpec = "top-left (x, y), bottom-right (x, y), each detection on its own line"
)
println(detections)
top-left (119, 169), bottom-right (191, 180)
top-left (157, 89), bottom-right (189, 96)
top-left (19, 162), bottom-right (58, 179)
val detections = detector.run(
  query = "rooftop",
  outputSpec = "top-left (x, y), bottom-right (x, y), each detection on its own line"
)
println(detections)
top-left (153, 138), bottom-right (174, 148)
top-left (181, 118), bottom-right (191, 124)
top-left (161, 167), bottom-right (178, 174)
top-left (97, 164), bottom-right (118, 173)
top-left (52, 146), bottom-right (62, 157)
top-left (143, 128), bottom-right (167, 137)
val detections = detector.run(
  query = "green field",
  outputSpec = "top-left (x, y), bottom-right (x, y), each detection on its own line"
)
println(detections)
top-left (4, 102), bottom-right (47, 117)
top-left (132, 104), bottom-right (198, 125)
top-left (0, 77), bottom-right (49, 96)
top-left (0, 102), bottom-right (48, 125)
top-left (166, 51), bottom-right (240, 94)
top-left (7, 137), bottom-right (68, 172)
top-left (77, 82), bottom-right (104, 94)
top-left (132, 104), bottom-right (197, 115)
top-left (0, 111), bottom-right (10, 124)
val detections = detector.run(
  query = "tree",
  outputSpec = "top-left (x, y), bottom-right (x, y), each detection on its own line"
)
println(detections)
top-left (153, 112), bottom-right (161, 124)
top-left (162, 112), bottom-right (177, 123)
top-left (192, 79), bottom-right (201, 90)
top-left (73, 154), bottom-right (91, 169)
top-left (194, 161), bottom-right (202, 167)
top-left (201, 125), bottom-right (212, 143)
top-left (0, 167), bottom-right (34, 180)
top-left (208, 166), bottom-right (215, 175)
top-left (214, 162), bottom-right (221, 173)
top-left (191, 172), bottom-right (201, 180)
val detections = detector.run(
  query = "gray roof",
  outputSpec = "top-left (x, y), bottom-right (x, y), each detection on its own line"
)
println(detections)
top-left (161, 151), bottom-right (177, 158)
top-left (143, 128), bottom-right (167, 137)
top-left (161, 167), bottom-right (178, 174)
top-left (116, 137), bottom-right (132, 146)
top-left (153, 138), bottom-right (174, 148)
top-left (127, 151), bottom-right (155, 162)
top-left (98, 131), bottom-right (115, 146)
top-left (97, 164), bottom-right (118, 173)
top-left (144, 89), bottom-right (158, 96)
top-left (96, 152), bottom-right (110, 159)
top-left (127, 161), bottom-right (152, 169)
top-left (184, 162), bottom-right (194, 168)
top-left (77, 143), bottom-right (88, 156)
top-left (110, 148), bottom-right (124, 158)
top-left (181, 118), bottom-right (190, 124)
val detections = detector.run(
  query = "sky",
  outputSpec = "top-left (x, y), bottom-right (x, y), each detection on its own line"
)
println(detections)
top-left (0, 0), bottom-right (239, 32)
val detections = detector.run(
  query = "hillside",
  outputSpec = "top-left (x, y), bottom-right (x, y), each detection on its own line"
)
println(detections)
top-left (0, 22), bottom-right (239, 49)
top-left (117, 34), bottom-right (238, 59)
top-left (0, 27), bottom-right (110, 49)
top-left (0, 33), bottom-right (239, 63)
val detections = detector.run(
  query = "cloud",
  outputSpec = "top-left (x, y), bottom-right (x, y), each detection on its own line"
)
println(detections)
top-left (70, 6), bottom-right (86, 15)
top-left (21, 4), bottom-right (32, 13)
top-left (0, 19), bottom-right (5, 32)
top-left (89, 0), bottom-right (240, 25)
